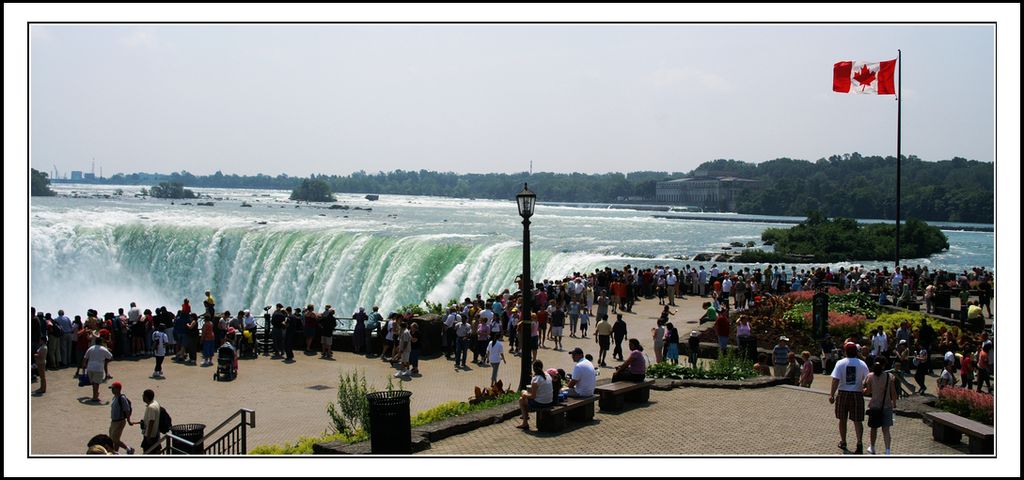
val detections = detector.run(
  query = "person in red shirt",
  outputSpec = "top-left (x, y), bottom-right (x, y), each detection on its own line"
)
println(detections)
top-left (181, 298), bottom-right (191, 315)
top-left (714, 309), bottom-right (731, 355)
top-left (612, 280), bottom-right (627, 312)
top-left (535, 309), bottom-right (548, 349)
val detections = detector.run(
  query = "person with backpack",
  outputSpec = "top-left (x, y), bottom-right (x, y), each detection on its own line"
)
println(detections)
top-left (108, 381), bottom-right (135, 455)
top-left (319, 306), bottom-right (337, 359)
top-left (140, 389), bottom-right (162, 454)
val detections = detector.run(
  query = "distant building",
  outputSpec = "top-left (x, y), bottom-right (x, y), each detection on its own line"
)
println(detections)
top-left (71, 171), bottom-right (83, 181)
top-left (656, 174), bottom-right (760, 211)
top-left (83, 173), bottom-right (96, 180)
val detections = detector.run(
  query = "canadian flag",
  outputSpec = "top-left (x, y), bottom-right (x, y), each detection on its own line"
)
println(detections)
top-left (833, 59), bottom-right (896, 95)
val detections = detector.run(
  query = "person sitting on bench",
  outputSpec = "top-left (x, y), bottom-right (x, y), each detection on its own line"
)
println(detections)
top-left (612, 338), bottom-right (647, 382)
top-left (517, 360), bottom-right (553, 430)
top-left (565, 347), bottom-right (596, 397)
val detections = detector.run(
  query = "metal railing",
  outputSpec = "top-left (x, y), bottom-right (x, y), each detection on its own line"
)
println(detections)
top-left (147, 408), bottom-right (255, 455)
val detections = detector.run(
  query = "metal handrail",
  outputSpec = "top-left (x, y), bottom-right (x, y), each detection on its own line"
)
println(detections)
top-left (201, 408), bottom-right (255, 446)
top-left (148, 408), bottom-right (255, 455)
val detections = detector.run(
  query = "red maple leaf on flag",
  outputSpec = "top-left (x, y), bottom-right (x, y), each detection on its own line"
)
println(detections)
top-left (852, 64), bottom-right (876, 91)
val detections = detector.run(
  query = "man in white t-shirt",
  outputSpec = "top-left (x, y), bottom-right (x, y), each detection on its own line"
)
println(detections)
top-left (81, 337), bottom-right (113, 403)
top-left (829, 342), bottom-right (870, 454)
top-left (566, 347), bottom-right (597, 397)
top-left (666, 272), bottom-right (678, 306)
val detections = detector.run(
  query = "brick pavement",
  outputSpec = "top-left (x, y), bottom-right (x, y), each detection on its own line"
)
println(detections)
top-left (28, 291), bottom-right (979, 455)
top-left (29, 294), bottom-right (691, 455)
top-left (421, 385), bottom-right (969, 455)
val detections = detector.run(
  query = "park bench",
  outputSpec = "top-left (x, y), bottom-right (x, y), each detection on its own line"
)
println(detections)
top-left (535, 395), bottom-right (598, 432)
top-left (924, 411), bottom-right (994, 454)
top-left (595, 380), bottom-right (655, 412)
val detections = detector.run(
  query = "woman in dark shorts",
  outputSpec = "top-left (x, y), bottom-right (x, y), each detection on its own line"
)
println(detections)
top-left (516, 360), bottom-right (553, 430)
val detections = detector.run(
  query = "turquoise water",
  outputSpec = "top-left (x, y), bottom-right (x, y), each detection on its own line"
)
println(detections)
top-left (29, 184), bottom-right (994, 316)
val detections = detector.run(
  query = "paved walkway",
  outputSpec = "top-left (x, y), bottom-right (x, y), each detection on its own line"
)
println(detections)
top-left (29, 293), bottom-right (695, 454)
top-left (421, 385), bottom-right (967, 455)
top-left (28, 291), bottom-right (982, 455)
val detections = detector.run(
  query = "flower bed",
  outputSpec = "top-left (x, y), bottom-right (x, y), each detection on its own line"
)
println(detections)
top-left (647, 352), bottom-right (758, 381)
top-left (935, 387), bottom-right (993, 425)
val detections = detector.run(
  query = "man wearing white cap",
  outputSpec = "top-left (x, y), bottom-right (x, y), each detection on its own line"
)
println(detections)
top-left (772, 336), bottom-right (791, 378)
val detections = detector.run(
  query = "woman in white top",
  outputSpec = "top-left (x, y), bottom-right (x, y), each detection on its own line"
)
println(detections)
top-left (486, 336), bottom-right (506, 386)
top-left (517, 359), bottom-right (553, 430)
top-left (652, 320), bottom-right (666, 364)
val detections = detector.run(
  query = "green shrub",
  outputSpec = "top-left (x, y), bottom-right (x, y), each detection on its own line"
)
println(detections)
top-left (410, 391), bottom-right (518, 427)
top-left (782, 303), bottom-right (812, 329)
top-left (829, 291), bottom-right (881, 318)
top-left (646, 351), bottom-right (757, 380)
top-left (326, 371), bottom-right (371, 435)
top-left (865, 311), bottom-right (962, 338)
top-left (249, 431), bottom-right (367, 455)
top-left (398, 303), bottom-right (427, 316)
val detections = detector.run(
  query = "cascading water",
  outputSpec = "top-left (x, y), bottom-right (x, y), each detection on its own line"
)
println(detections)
top-left (29, 223), bottom-right (616, 317)
top-left (29, 185), bottom-right (995, 317)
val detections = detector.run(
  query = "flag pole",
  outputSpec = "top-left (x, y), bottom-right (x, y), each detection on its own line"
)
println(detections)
top-left (895, 49), bottom-right (902, 269)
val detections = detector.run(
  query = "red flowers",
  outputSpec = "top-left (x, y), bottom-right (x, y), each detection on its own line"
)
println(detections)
top-left (802, 311), bottom-right (867, 339)
top-left (936, 387), bottom-right (994, 425)
top-left (783, 287), bottom-right (845, 302)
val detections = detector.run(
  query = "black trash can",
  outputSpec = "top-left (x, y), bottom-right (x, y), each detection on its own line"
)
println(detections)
top-left (366, 390), bottom-right (412, 454)
top-left (170, 423), bottom-right (206, 454)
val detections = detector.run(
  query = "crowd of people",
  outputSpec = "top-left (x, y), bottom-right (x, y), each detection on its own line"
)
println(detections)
top-left (30, 261), bottom-right (996, 452)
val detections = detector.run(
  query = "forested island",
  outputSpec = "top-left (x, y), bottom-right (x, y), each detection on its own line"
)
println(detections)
top-left (30, 169), bottom-right (56, 196)
top-left (50, 153), bottom-right (993, 223)
top-left (290, 179), bottom-right (336, 202)
top-left (734, 211), bottom-right (950, 263)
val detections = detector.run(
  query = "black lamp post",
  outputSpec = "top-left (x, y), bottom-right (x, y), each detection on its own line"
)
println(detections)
top-left (516, 183), bottom-right (536, 392)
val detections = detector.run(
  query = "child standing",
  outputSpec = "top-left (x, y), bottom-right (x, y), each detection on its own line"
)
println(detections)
top-left (568, 300), bottom-right (580, 338)
top-left (687, 330), bottom-right (700, 368)
top-left (578, 308), bottom-right (590, 338)
top-left (799, 351), bottom-right (814, 388)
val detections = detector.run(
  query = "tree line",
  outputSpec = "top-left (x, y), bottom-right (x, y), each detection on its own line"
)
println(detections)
top-left (47, 152), bottom-right (993, 223)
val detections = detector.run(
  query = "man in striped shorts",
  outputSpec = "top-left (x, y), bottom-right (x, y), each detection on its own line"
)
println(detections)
top-left (829, 342), bottom-right (870, 454)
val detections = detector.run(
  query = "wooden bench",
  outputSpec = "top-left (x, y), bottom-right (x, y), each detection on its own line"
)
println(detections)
top-left (924, 411), bottom-right (994, 454)
top-left (595, 380), bottom-right (655, 412)
top-left (535, 395), bottom-right (598, 432)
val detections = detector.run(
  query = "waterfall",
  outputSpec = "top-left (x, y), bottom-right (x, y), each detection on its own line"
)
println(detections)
top-left (30, 223), bottom-right (617, 316)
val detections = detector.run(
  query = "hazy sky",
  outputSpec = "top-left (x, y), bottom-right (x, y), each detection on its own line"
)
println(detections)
top-left (30, 23), bottom-right (995, 177)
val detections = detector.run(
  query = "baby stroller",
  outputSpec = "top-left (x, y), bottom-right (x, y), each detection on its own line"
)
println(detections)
top-left (214, 343), bottom-right (238, 381)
